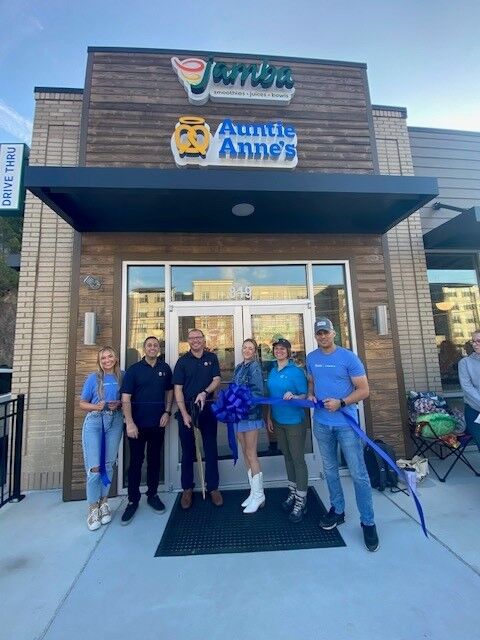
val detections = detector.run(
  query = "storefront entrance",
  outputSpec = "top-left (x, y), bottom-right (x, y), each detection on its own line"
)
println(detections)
top-left (167, 303), bottom-right (317, 488)
top-left (119, 261), bottom-right (357, 492)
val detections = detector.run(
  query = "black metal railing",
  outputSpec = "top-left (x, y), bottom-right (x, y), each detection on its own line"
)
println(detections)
top-left (0, 393), bottom-right (25, 508)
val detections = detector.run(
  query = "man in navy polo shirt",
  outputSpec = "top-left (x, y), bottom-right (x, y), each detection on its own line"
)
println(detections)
top-left (120, 336), bottom-right (173, 525)
top-left (173, 328), bottom-right (222, 509)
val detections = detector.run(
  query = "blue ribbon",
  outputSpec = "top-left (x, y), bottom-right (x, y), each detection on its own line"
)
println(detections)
top-left (212, 383), bottom-right (428, 537)
top-left (212, 383), bottom-right (255, 465)
top-left (99, 414), bottom-right (110, 487)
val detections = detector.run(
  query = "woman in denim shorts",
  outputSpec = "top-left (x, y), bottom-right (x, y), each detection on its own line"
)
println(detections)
top-left (80, 347), bottom-right (124, 531)
top-left (233, 338), bottom-right (266, 514)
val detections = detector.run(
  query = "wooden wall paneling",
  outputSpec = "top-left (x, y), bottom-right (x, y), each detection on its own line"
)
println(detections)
top-left (83, 51), bottom-right (376, 173)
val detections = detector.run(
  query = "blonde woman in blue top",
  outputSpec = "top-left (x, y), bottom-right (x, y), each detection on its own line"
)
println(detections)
top-left (266, 338), bottom-right (308, 523)
top-left (79, 346), bottom-right (123, 531)
top-left (233, 338), bottom-right (266, 513)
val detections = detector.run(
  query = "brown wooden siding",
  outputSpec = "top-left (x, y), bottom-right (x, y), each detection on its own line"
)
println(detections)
top-left (82, 51), bottom-right (376, 173)
top-left (66, 232), bottom-right (405, 499)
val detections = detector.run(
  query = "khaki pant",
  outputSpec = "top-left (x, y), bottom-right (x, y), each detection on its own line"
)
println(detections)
top-left (273, 419), bottom-right (308, 491)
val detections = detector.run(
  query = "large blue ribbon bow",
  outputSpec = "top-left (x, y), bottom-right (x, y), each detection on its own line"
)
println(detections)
top-left (212, 383), bottom-right (255, 467)
top-left (212, 383), bottom-right (428, 537)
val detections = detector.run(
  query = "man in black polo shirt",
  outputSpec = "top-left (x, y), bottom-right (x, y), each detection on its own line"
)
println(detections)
top-left (173, 328), bottom-right (222, 509)
top-left (120, 336), bottom-right (173, 524)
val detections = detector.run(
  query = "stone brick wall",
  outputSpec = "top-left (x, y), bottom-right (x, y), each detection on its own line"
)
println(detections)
top-left (12, 89), bottom-right (82, 490)
top-left (373, 106), bottom-right (441, 393)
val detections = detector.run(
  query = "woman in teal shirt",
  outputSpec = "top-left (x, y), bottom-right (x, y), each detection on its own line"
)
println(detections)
top-left (80, 347), bottom-right (123, 531)
top-left (266, 338), bottom-right (308, 523)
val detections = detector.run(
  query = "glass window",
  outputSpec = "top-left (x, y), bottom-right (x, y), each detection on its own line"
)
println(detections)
top-left (427, 254), bottom-right (480, 391)
top-left (171, 265), bottom-right (308, 302)
top-left (312, 265), bottom-right (351, 348)
top-left (250, 312), bottom-right (313, 459)
top-left (124, 266), bottom-right (166, 489)
top-left (177, 315), bottom-right (235, 382)
top-left (126, 266), bottom-right (166, 368)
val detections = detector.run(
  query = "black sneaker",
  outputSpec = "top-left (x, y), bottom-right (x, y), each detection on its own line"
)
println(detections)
top-left (288, 494), bottom-right (307, 523)
top-left (282, 488), bottom-right (296, 512)
top-left (147, 494), bottom-right (166, 514)
top-left (361, 523), bottom-right (379, 552)
top-left (319, 506), bottom-right (345, 530)
top-left (121, 502), bottom-right (138, 526)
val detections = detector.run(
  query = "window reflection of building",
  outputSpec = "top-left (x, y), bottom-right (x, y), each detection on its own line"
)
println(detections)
top-left (191, 280), bottom-right (308, 301)
top-left (178, 316), bottom-right (235, 380)
top-left (428, 253), bottom-right (480, 391)
top-left (127, 288), bottom-right (166, 363)
top-left (313, 284), bottom-right (349, 347)
top-left (127, 267), bottom-right (351, 376)
top-left (430, 282), bottom-right (480, 389)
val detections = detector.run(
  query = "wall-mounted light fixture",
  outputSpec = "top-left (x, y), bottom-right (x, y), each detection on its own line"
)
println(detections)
top-left (84, 312), bottom-right (98, 345)
top-left (435, 300), bottom-right (454, 312)
top-left (83, 275), bottom-right (102, 290)
top-left (374, 304), bottom-right (388, 336)
top-left (433, 202), bottom-right (480, 218)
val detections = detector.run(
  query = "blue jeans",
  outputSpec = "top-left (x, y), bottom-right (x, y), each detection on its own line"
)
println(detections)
top-left (82, 410), bottom-right (124, 504)
top-left (313, 421), bottom-right (375, 526)
top-left (465, 404), bottom-right (480, 452)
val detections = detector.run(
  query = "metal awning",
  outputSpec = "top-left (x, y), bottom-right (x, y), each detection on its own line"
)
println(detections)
top-left (25, 166), bottom-right (438, 233)
top-left (423, 207), bottom-right (480, 250)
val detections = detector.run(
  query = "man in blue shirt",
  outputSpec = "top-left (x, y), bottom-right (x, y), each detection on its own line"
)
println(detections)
top-left (173, 328), bottom-right (222, 509)
top-left (120, 336), bottom-right (173, 525)
top-left (306, 317), bottom-right (379, 552)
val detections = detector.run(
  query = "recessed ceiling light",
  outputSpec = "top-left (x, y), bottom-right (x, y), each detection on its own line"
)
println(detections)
top-left (232, 203), bottom-right (255, 217)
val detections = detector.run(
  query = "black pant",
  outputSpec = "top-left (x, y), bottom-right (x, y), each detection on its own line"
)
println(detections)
top-left (178, 404), bottom-right (219, 491)
top-left (127, 427), bottom-right (165, 504)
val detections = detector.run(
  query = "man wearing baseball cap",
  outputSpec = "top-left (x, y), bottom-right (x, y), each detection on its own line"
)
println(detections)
top-left (306, 317), bottom-right (379, 552)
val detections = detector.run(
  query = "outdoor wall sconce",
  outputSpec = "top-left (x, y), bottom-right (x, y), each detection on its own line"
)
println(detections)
top-left (433, 202), bottom-right (480, 217)
top-left (84, 312), bottom-right (98, 345)
top-left (374, 305), bottom-right (389, 336)
top-left (83, 275), bottom-right (102, 290)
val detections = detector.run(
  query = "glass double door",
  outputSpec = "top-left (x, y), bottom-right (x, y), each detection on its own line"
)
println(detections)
top-left (167, 304), bottom-right (320, 489)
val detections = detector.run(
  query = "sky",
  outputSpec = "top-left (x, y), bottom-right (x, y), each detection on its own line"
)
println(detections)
top-left (2, 0), bottom-right (480, 145)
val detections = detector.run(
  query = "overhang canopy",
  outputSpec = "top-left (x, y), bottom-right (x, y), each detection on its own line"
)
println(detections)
top-left (25, 167), bottom-right (438, 234)
top-left (423, 207), bottom-right (480, 250)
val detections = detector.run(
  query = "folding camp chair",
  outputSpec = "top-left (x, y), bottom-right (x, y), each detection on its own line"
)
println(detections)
top-left (410, 422), bottom-right (480, 483)
top-left (407, 390), bottom-right (480, 482)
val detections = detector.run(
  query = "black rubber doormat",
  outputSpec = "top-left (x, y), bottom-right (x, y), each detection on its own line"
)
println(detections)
top-left (155, 486), bottom-right (345, 557)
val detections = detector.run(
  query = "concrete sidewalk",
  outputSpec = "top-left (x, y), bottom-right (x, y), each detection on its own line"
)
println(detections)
top-left (1, 453), bottom-right (479, 640)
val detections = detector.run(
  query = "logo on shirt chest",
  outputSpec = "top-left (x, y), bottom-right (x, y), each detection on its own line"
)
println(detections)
top-left (204, 361), bottom-right (211, 366)
top-left (158, 371), bottom-right (165, 377)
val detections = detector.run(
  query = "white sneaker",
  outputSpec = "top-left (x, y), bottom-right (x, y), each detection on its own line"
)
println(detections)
top-left (99, 501), bottom-right (112, 525)
top-left (87, 506), bottom-right (101, 531)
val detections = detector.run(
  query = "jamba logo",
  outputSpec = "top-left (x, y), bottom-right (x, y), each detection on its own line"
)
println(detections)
top-left (171, 56), bottom-right (295, 106)
top-left (171, 58), bottom-right (208, 102)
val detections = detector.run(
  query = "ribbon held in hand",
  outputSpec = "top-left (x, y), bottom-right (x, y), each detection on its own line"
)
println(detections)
top-left (212, 383), bottom-right (428, 537)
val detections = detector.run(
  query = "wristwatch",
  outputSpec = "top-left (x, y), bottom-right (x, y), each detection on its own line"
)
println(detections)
top-left (165, 410), bottom-right (172, 416)
top-left (204, 389), bottom-right (209, 395)
top-left (340, 399), bottom-right (346, 408)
